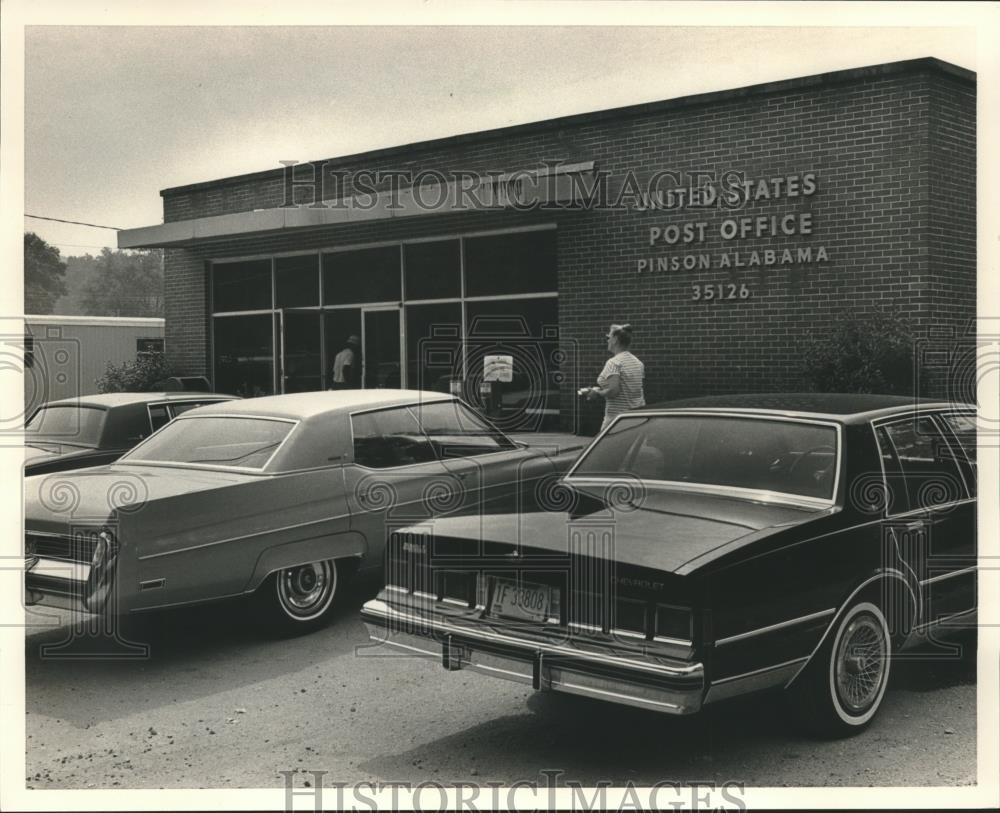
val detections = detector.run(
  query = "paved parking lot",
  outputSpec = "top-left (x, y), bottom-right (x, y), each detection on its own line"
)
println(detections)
top-left (25, 574), bottom-right (977, 789)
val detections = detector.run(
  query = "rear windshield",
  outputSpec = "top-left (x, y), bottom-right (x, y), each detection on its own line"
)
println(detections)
top-left (571, 414), bottom-right (839, 501)
top-left (25, 405), bottom-right (106, 447)
top-left (124, 416), bottom-right (293, 470)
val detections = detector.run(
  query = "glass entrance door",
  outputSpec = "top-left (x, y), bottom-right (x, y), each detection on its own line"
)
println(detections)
top-left (279, 309), bottom-right (322, 393)
top-left (362, 308), bottom-right (402, 389)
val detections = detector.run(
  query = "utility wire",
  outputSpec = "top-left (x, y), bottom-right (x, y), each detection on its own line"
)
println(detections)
top-left (25, 214), bottom-right (124, 230)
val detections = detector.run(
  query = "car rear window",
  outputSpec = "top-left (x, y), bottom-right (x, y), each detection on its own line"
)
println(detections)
top-left (124, 416), bottom-right (293, 470)
top-left (571, 414), bottom-right (839, 501)
top-left (25, 405), bottom-right (106, 447)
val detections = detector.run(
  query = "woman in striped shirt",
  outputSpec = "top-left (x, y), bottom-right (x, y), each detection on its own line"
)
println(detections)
top-left (582, 323), bottom-right (646, 430)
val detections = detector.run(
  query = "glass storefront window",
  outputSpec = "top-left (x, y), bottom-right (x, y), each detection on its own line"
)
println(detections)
top-left (324, 309), bottom-right (362, 389)
top-left (405, 302), bottom-right (463, 394)
top-left (213, 314), bottom-right (274, 397)
top-left (404, 240), bottom-right (461, 300)
top-left (275, 254), bottom-right (319, 308)
top-left (281, 311), bottom-right (322, 392)
top-left (465, 296), bottom-right (560, 431)
top-left (213, 259), bottom-right (272, 312)
top-left (323, 246), bottom-right (401, 305)
top-left (208, 230), bottom-right (557, 419)
top-left (463, 229), bottom-right (557, 296)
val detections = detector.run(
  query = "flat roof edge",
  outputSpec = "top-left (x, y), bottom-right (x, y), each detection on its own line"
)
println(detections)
top-left (159, 57), bottom-right (974, 198)
top-left (25, 314), bottom-right (165, 327)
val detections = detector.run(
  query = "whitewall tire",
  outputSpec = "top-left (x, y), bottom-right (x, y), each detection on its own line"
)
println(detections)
top-left (789, 600), bottom-right (892, 737)
top-left (256, 558), bottom-right (352, 634)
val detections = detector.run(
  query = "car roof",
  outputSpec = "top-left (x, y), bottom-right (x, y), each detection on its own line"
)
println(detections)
top-left (187, 389), bottom-right (455, 421)
top-left (39, 392), bottom-right (238, 409)
top-left (640, 393), bottom-right (974, 425)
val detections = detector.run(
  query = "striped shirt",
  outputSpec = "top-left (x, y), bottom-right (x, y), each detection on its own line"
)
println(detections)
top-left (332, 347), bottom-right (357, 384)
top-left (597, 351), bottom-right (645, 424)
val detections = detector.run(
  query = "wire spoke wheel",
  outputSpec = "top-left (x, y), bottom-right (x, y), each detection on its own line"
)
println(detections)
top-left (275, 560), bottom-right (337, 621)
top-left (789, 598), bottom-right (897, 736)
top-left (830, 606), bottom-right (890, 722)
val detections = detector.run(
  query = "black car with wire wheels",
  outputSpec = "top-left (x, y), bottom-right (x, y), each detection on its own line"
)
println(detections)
top-left (24, 390), bottom-right (584, 635)
top-left (24, 392), bottom-right (239, 476)
top-left (362, 393), bottom-right (978, 736)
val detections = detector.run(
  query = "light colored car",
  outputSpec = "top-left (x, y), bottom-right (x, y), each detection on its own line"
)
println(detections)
top-left (24, 390), bottom-right (584, 633)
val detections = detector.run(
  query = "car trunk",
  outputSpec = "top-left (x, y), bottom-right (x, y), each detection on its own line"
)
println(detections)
top-left (382, 482), bottom-right (824, 650)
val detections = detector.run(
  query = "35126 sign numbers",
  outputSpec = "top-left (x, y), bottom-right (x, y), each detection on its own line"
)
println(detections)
top-left (692, 283), bottom-right (751, 301)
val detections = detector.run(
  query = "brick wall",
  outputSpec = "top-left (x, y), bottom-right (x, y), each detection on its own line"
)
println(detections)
top-left (925, 71), bottom-right (977, 402)
top-left (160, 59), bottom-right (976, 418)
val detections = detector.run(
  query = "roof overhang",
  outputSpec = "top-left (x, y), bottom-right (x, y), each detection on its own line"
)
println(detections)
top-left (119, 162), bottom-right (595, 249)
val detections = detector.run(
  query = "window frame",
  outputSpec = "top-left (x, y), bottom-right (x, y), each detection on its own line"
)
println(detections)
top-left (207, 224), bottom-right (557, 396)
top-left (25, 403), bottom-right (109, 448)
top-left (408, 399), bottom-right (520, 460)
top-left (565, 410), bottom-right (843, 510)
top-left (347, 397), bottom-right (520, 470)
top-left (348, 404), bottom-right (440, 471)
top-left (120, 413), bottom-right (299, 474)
top-left (870, 410), bottom-right (976, 518)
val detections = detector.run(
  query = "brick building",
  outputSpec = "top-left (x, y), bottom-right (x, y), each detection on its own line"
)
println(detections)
top-left (119, 57), bottom-right (976, 433)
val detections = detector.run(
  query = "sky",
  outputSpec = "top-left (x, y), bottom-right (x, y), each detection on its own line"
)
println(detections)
top-left (23, 23), bottom-right (979, 256)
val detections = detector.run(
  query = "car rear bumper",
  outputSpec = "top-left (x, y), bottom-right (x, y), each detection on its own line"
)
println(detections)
top-left (361, 598), bottom-right (705, 715)
top-left (24, 557), bottom-right (91, 612)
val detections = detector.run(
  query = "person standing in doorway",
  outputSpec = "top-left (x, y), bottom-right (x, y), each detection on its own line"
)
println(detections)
top-left (330, 334), bottom-right (361, 390)
top-left (582, 323), bottom-right (645, 431)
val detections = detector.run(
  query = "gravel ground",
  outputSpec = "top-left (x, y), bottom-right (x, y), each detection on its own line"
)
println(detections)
top-left (24, 574), bottom-right (977, 789)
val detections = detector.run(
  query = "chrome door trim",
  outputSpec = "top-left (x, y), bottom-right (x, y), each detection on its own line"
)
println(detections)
top-left (715, 607), bottom-right (837, 647)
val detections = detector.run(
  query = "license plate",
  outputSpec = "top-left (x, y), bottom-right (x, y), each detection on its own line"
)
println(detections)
top-left (489, 578), bottom-right (551, 623)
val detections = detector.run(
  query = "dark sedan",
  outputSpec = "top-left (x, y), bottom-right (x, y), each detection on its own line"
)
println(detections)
top-left (24, 392), bottom-right (239, 476)
top-left (362, 393), bottom-right (977, 736)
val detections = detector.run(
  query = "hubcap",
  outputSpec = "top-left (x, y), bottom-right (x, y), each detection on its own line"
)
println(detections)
top-left (276, 561), bottom-right (336, 620)
top-left (834, 614), bottom-right (887, 713)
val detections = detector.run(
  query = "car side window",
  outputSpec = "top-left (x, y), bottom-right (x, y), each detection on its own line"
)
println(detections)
top-left (876, 417), bottom-right (969, 512)
top-left (351, 407), bottom-right (437, 469)
top-left (939, 413), bottom-right (976, 465)
top-left (873, 426), bottom-right (910, 515)
top-left (410, 401), bottom-right (516, 459)
top-left (938, 412), bottom-right (976, 497)
top-left (148, 404), bottom-right (171, 432)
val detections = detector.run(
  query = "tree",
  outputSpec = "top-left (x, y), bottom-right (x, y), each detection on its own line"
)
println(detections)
top-left (24, 232), bottom-right (68, 314)
top-left (802, 309), bottom-right (914, 395)
top-left (80, 248), bottom-right (164, 317)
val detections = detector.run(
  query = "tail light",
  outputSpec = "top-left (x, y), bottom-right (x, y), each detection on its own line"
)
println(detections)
top-left (611, 596), bottom-right (647, 639)
top-left (438, 571), bottom-right (476, 607)
top-left (655, 603), bottom-right (693, 643)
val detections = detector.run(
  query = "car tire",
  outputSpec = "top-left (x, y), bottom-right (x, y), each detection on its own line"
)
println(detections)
top-left (255, 558), bottom-right (355, 635)
top-left (787, 600), bottom-right (892, 738)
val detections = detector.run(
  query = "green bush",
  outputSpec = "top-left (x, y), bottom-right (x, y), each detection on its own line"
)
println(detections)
top-left (802, 310), bottom-right (914, 395)
top-left (96, 352), bottom-right (172, 393)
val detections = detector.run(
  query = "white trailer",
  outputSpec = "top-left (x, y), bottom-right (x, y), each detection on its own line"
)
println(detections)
top-left (23, 315), bottom-right (165, 410)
